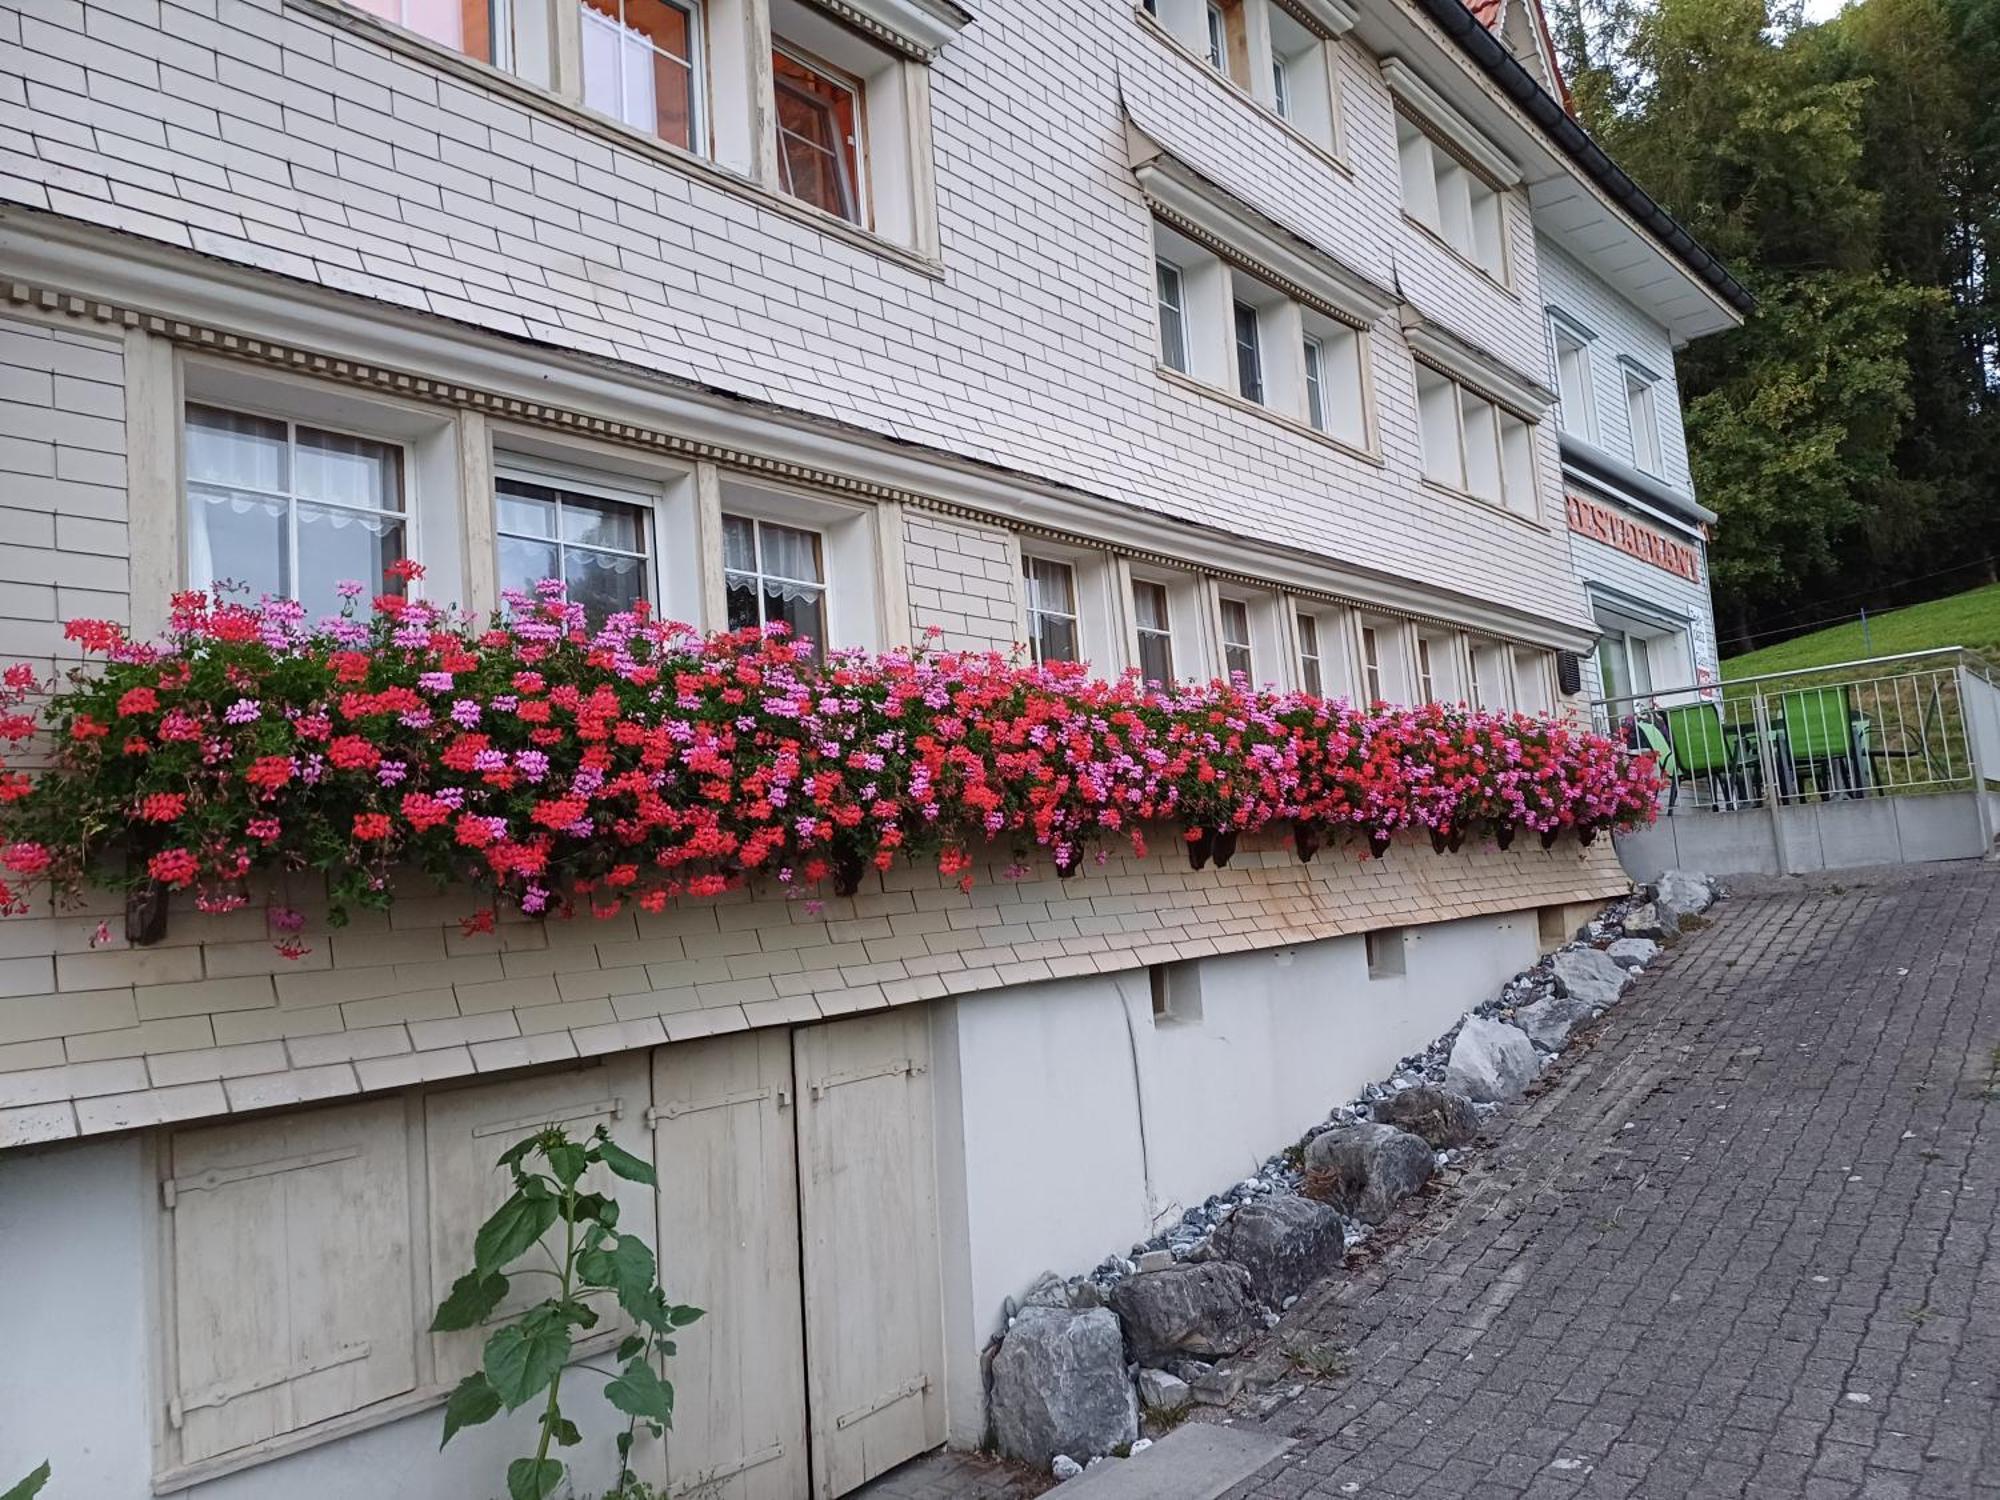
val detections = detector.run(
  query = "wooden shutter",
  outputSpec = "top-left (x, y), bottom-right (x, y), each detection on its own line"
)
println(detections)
top-left (424, 1056), bottom-right (652, 1383)
top-left (651, 1029), bottom-right (809, 1500)
top-left (794, 1010), bottom-right (945, 1497)
top-left (164, 1098), bottom-right (417, 1465)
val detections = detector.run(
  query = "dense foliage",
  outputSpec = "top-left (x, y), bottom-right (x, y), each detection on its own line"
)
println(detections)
top-left (0, 573), bottom-right (1659, 934)
top-left (1550, 0), bottom-right (2000, 651)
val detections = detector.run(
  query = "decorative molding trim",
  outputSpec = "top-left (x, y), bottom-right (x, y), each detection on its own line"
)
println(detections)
top-left (1400, 306), bottom-right (1556, 418)
top-left (0, 216), bottom-right (1598, 655)
top-left (1380, 56), bottom-right (1522, 190)
top-left (1272, 0), bottom-right (1359, 38)
top-left (1126, 121), bottom-right (1395, 330)
top-left (803, 0), bottom-right (973, 59)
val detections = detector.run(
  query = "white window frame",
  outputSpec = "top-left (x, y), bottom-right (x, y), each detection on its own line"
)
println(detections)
top-left (1022, 543), bottom-right (1123, 676)
top-left (1219, 594), bottom-right (1255, 679)
top-left (718, 476), bottom-right (886, 653)
top-left (1394, 109), bottom-right (1508, 282)
top-left (492, 462), bottom-right (658, 620)
top-left (580, 0), bottom-right (707, 155)
top-left (1414, 364), bottom-right (1540, 519)
top-left (1548, 312), bottom-right (1598, 443)
top-left (1623, 360), bottom-right (1664, 476)
top-left (1467, 637), bottom-right (1515, 711)
top-left (1125, 564), bottom-right (1211, 686)
top-left (1157, 257), bottom-right (1191, 373)
top-left (1023, 552), bottom-right (1082, 666)
top-left (1290, 599), bottom-right (1357, 699)
top-left (1140, 0), bottom-right (1345, 159)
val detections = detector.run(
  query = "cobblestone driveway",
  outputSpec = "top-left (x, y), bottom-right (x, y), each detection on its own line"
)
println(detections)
top-left (1226, 863), bottom-right (2000, 1500)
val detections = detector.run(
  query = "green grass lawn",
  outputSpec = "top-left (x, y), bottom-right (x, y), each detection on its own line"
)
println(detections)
top-left (1723, 581), bottom-right (2000, 679)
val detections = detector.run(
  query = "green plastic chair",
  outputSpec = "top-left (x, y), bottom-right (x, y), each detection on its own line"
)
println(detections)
top-left (1662, 704), bottom-right (1737, 809)
top-left (1779, 688), bottom-right (1855, 799)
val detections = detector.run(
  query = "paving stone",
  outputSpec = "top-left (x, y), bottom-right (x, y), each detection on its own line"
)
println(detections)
top-left (1220, 865), bottom-right (2000, 1500)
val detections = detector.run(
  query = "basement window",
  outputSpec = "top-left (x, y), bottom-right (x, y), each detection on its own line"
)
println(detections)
top-left (1150, 961), bottom-right (1204, 1024)
top-left (1365, 927), bottom-right (1406, 980)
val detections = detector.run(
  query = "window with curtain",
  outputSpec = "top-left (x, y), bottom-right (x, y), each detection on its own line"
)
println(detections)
top-left (349, 0), bottom-right (498, 62)
top-left (1297, 611), bottom-right (1324, 697)
top-left (1220, 598), bottom-right (1253, 679)
top-left (495, 477), bottom-right (650, 621)
top-left (1133, 580), bottom-right (1174, 685)
top-left (1416, 636), bottom-right (1436, 703)
top-left (1361, 625), bottom-right (1384, 703)
top-left (724, 514), bottom-right (827, 656)
top-left (1024, 556), bottom-right (1080, 665)
top-left (582, 0), bottom-right (702, 152)
top-left (773, 44), bottom-right (864, 224)
top-left (184, 405), bottom-right (408, 621)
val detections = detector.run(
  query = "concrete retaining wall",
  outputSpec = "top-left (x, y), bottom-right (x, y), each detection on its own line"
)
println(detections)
top-left (1615, 792), bottom-right (1999, 881)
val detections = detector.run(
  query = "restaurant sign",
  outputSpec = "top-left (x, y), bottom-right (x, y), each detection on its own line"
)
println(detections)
top-left (1565, 494), bottom-right (1702, 582)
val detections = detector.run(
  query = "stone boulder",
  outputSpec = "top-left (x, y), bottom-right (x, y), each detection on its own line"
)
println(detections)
top-left (1620, 901), bottom-right (1679, 941)
top-left (1134, 1367), bottom-right (1190, 1415)
top-left (1551, 946), bottom-right (1630, 1008)
top-left (1303, 1122), bottom-right (1435, 1224)
top-left (1108, 1262), bottom-right (1262, 1365)
top-left (1373, 1085), bottom-right (1480, 1148)
top-left (1655, 869), bottom-right (1715, 924)
top-left (1210, 1195), bottom-right (1347, 1306)
top-left (1514, 992), bottom-right (1597, 1052)
top-left (1446, 1016), bottom-right (1539, 1102)
top-left (990, 1306), bottom-right (1137, 1465)
top-left (1606, 937), bottom-right (1659, 969)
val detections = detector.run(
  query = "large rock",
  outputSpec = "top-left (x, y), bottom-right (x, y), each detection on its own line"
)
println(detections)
top-left (1108, 1262), bottom-right (1262, 1365)
top-left (1303, 1122), bottom-right (1435, 1224)
top-left (1551, 947), bottom-right (1631, 1008)
top-left (1210, 1195), bottom-right (1347, 1306)
top-left (1606, 937), bottom-right (1659, 969)
top-left (1655, 869), bottom-right (1716, 925)
top-left (1373, 1085), bottom-right (1480, 1148)
top-left (1446, 1016), bottom-right (1539, 1103)
top-left (1134, 1367), bottom-right (1190, 1415)
top-left (1514, 992), bottom-right (1597, 1052)
top-left (1620, 901), bottom-right (1679, 941)
top-left (990, 1306), bottom-right (1137, 1465)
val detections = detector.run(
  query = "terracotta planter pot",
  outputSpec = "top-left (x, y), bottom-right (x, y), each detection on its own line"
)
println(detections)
top-left (1185, 826), bottom-right (1215, 871)
top-left (1211, 828), bottom-right (1240, 867)
top-left (1292, 822), bottom-right (1323, 863)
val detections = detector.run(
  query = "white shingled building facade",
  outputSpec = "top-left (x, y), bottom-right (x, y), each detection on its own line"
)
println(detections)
top-left (0, 0), bottom-right (1743, 1494)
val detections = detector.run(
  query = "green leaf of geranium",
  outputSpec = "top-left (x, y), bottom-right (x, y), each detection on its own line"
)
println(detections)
top-left (440, 1372), bottom-right (502, 1447)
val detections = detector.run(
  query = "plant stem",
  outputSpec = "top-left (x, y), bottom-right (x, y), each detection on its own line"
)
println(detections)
top-left (533, 1174), bottom-right (579, 1486)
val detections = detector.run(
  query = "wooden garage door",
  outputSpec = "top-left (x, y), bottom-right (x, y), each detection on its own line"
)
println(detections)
top-left (794, 1009), bottom-right (946, 1498)
top-left (652, 1030), bottom-right (810, 1500)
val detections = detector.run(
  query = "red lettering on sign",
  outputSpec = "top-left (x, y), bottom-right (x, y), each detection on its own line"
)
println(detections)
top-left (1564, 494), bottom-right (1701, 582)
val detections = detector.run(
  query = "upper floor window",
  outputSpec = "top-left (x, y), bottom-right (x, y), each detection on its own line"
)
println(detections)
top-left (1396, 113), bottom-right (1505, 280)
top-left (185, 404), bottom-right (408, 620)
top-left (1360, 624), bottom-right (1384, 703)
top-left (1141, 0), bottom-right (1340, 155)
top-left (1157, 259), bottom-right (1190, 373)
top-left (724, 513), bottom-right (827, 657)
top-left (1220, 597), bottom-right (1254, 679)
top-left (1233, 301), bottom-right (1265, 404)
top-left (582, 0), bottom-right (702, 152)
top-left (1205, 2), bottom-right (1228, 68)
top-left (1550, 318), bottom-right (1596, 441)
top-left (353, 0), bottom-right (497, 62)
top-left (1297, 611), bottom-right (1324, 696)
top-left (495, 475), bottom-right (650, 621)
top-left (773, 43), bottom-right (865, 225)
top-left (1624, 364), bottom-right (1662, 475)
top-left (1415, 366), bottom-right (1537, 518)
top-left (1133, 580), bottom-right (1175, 685)
top-left (1024, 555), bottom-right (1080, 665)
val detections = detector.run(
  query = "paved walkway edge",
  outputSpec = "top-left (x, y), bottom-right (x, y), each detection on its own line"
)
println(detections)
top-left (1055, 1427), bottom-right (1295, 1498)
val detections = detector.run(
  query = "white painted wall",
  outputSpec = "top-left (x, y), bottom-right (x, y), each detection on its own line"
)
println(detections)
top-left (932, 905), bottom-right (1544, 1444)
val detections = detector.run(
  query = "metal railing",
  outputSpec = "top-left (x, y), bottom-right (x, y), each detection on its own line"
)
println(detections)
top-left (1590, 649), bottom-right (2000, 835)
